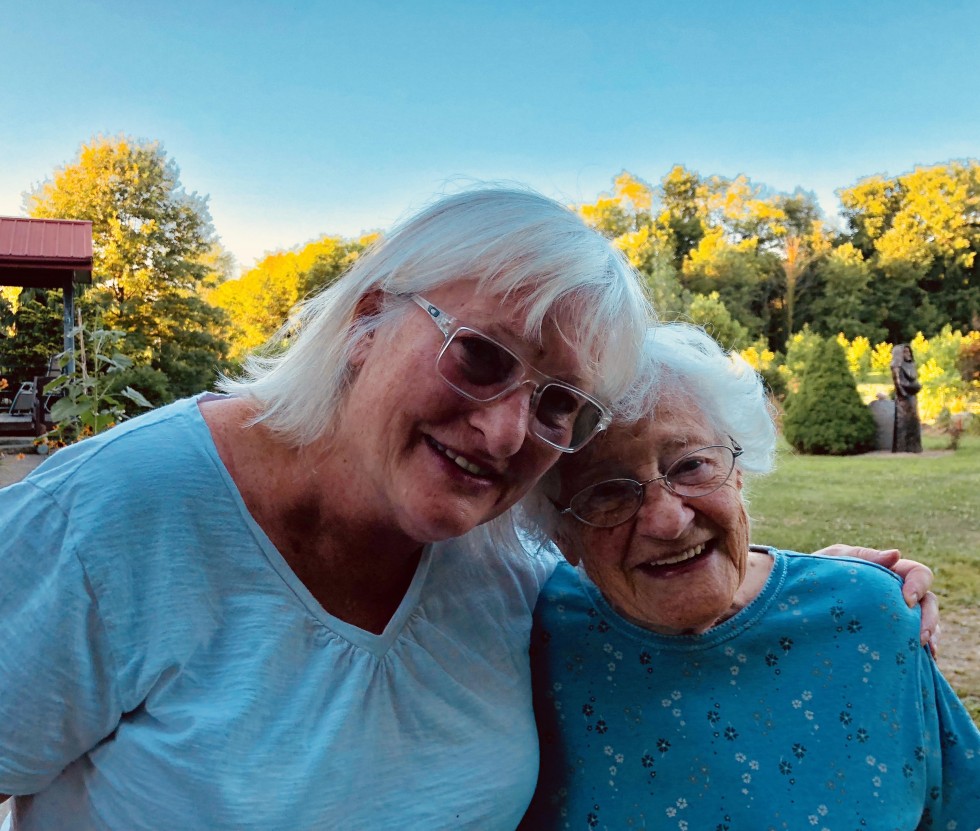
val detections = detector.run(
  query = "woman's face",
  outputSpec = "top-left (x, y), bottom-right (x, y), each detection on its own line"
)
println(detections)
top-left (338, 280), bottom-right (597, 545)
top-left (559, 395), bottom-right (750, 634)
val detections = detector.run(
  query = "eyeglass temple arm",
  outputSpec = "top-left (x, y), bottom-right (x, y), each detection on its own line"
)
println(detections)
top-left (411, 294), bottom-right (457, 337)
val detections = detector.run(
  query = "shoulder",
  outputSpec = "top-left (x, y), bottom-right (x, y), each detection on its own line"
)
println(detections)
top-left (23, 395), bottom-right (216, 498)
top-left (2, 394), bottom-right (243, 612)
top-left (765, 548), bottom-right (918, 637)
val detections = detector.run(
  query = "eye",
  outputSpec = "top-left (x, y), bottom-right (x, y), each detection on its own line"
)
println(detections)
top-left (536, 385), bottom-right (581, 428)
top-left (572, 480), bottom-right (636, 521)
top-left (451, 334), bottom-right (518, 386)
top-left (668, 450), bottom-right (723, 486)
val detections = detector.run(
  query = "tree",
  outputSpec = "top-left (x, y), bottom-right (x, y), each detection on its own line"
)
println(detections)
top-left (0, 289), bottom-right (64, 388)
top-left (782, 336), bottom-right (877, 455)
top-left (27, 135), bottom-right (231, 401)
top-left (803, 243), bottom-right (884, 341)
top-left (839, 162), bottom-right (980, 339)
top-left (681, 228), bottom-right (775, 337)
top-left (684, 291), bottom-right (750, 350)
top-left (209, 234), bottom-right (373, 359)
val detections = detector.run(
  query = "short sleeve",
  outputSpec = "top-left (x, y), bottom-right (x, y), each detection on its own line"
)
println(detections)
top-left (0, 480), bottom-right (123, 795)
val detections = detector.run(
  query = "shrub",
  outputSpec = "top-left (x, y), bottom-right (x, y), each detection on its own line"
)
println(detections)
top-left (783, 336), bottom-right (877, 455)
top-left (958, 332), bottom-right (980, 383)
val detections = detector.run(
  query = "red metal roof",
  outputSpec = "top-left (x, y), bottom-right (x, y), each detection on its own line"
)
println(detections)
top-left (0, 216), bottom-right (93, 267)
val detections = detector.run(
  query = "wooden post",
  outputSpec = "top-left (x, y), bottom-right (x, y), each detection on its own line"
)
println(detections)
top-left (63, 276), bottom-right (75, 374)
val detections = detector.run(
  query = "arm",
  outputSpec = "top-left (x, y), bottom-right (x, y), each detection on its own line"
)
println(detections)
top-left (918, 644), bottom-right (980, 824)
top-left (811, 544), bottom-right (939, 655)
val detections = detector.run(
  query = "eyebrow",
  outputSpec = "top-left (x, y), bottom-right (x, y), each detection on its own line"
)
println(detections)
top-left (475, 320), bottom-right (590, 389)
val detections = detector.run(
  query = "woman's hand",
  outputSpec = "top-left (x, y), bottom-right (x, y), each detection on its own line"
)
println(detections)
top-left (813, 544), bottom-right (940, 657)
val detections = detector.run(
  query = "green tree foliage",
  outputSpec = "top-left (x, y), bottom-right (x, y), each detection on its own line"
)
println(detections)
top-left (209, 234), bottom-right (373, 359)
top-left (782, 336), bottom-right (877, 455)
top-left (27, 134), bottom-right (231, 401)
top-left (681, 228), bottom-right (775, 338)
top-left (684, 291), bottom-right (750, 349)
top-left (839, 162), bottom-right (980, 340)
top-left (802, 243), bottom-right (884, 341)
top-left (0, 289), bottom-right (64, 387)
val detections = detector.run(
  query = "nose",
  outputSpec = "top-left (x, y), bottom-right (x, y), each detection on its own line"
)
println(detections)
top-left (467, 382), bottom-right (535, 458)
top-left (633, 480), bottom-right (696, 540)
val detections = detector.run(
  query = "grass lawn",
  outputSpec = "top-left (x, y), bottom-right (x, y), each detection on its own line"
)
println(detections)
top-left (748, 433), bottom-right (980, 725)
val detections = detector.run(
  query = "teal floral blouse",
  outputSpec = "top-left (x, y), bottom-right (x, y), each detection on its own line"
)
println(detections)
top-left (522, 550), bottom-right (980, 830)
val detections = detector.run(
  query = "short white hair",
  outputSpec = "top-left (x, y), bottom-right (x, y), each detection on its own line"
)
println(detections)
top-left (626, 322), bottom-right (777, 476)
top-left (218, 186), bottom-right (652, 447)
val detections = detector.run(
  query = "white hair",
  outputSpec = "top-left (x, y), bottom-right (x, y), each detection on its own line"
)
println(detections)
top-left (512, 322), bottom-right (777, 548)
top-left (218, 186), bottom-right (652, 447)
top-left (626, 322), bottom-right (777, 476)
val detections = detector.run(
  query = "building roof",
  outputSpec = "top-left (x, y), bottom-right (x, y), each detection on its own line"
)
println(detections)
top-left (0, 216), bottom-right (93, 287)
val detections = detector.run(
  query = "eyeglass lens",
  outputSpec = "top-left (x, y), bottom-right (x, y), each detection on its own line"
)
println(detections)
top-left (436, 330), bottom-right (603, 451)
top-left (569, 445), bottom-right (737, 526)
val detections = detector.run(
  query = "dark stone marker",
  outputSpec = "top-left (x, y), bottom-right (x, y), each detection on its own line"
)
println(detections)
top-left (868, 395), bottom-right (895, 451)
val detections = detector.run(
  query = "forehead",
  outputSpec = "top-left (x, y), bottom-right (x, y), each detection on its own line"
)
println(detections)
top-left (565, 393), bottom-right (719, 480)
top-left (425, 281), bottom-right (594, 384)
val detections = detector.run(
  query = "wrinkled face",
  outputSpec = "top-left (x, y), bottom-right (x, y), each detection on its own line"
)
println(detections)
top-left (339, 280), bottom-right (598, 545)
top-left (558, 394), bottom-right (750, 634)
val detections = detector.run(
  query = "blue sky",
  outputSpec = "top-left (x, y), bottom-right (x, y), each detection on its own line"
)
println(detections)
top-left (2, 0), bottom-right (977, 273)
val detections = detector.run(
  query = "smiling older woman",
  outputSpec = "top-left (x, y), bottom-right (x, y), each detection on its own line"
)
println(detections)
top-left (521, 323), bottom-right (979, 829)
top-left (0, 188), bottom-right (651, 831)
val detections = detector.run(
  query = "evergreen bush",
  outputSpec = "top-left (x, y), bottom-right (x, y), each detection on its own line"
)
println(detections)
top-left (783, 336), bottom-right (877, 455)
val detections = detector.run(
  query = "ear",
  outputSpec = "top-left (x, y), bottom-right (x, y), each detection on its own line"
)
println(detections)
top-left (555, 520), bottom-right (584, 566)
top-left (353, 288), bottom-right (386, 322)
top-left (349, 290), bottom-right (386, 367)
top-left (734, 468), bottom-right (744, 492)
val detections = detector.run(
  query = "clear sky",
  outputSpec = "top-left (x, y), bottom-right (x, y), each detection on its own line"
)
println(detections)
top-left (2, 0), bottom-right (977, 274)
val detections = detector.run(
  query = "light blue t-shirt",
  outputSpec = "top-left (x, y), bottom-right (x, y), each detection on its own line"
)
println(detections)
top-left (523, 551), bottom-right (980, 830)
top-left (0, 395), bottom-right (558, 830)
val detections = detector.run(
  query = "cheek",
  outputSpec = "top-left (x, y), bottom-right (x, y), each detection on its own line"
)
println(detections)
top-left (579, 530), bottom-right (631, 592)
top-left (515, 444), bottom-right (563, 488)
top-left (729, 503), bottom-right (751, 581)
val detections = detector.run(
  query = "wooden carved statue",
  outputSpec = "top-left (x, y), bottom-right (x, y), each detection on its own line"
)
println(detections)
top-left (891, 343), bottom-right (922, 453)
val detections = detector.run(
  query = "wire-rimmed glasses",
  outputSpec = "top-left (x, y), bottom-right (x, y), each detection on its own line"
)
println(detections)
top-left (557, 441), bottom-right (744, 527)
top-left (412, 295), bottom-right (611, 453)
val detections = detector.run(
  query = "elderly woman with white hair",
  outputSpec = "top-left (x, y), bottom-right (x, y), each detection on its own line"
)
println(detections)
top-left (521, 323), bottom-right (978, 829)
top-left (0, 188), bottom-right (651, 830)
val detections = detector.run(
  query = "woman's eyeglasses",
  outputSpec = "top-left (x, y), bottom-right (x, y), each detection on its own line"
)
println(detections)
top-left (558, 442), bottom-right (744, 527)
top-left (412, 295), bottom-right (611, 453)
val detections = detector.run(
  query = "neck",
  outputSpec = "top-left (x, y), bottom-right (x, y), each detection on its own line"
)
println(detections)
top-left (712, 549), bottom-right (773, 627)
top-left (201, 397), bottom-right (425, 632)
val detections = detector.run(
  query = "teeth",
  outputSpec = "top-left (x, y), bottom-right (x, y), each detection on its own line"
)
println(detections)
top-left (431, 439), bottom-right (490, 476)
top-left (649, 543), bottom-right (705, 567)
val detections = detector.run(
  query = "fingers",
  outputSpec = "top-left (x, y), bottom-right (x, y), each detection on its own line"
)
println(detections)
top-left (918, 592), bottom-right (941, 657)
top-left (890, 559), bottom-right (935, 606)
top-left (814, 544), bottom-right (901, 567)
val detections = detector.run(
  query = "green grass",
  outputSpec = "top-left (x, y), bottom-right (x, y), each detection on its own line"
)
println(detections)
top-left (749, 434), bottom-right (980, 606)
top-left (748, 433), bottom-right (980, 723)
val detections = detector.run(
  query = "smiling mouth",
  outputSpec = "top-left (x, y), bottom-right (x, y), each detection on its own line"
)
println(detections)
top-left (428, 437), bottom-right (493, 477)
top-left (642, 542), bottom-right (707, 568)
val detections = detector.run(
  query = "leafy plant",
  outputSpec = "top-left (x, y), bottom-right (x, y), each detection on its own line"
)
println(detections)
top-left (44, 322), bottom-right (152, 442)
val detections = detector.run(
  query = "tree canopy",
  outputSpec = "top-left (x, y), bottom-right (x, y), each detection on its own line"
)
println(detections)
top-left (24, 134), bottom-right (232, 403)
